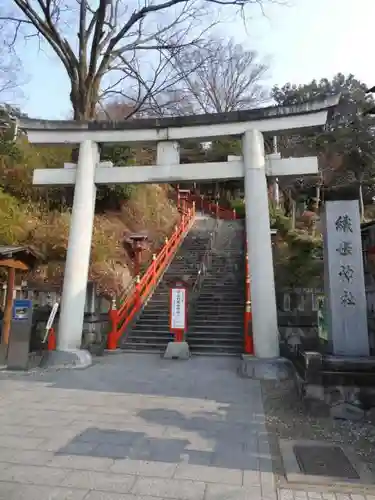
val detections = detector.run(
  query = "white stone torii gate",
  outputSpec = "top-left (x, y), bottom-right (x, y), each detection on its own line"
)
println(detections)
top-left (20, 95), bottom-right (339, 366)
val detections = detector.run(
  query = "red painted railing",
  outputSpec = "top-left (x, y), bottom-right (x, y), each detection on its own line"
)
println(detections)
top-left (107, 203), bottom-right (196, 349)
top-left (178, 192), bottom-right (236, 220)
top-left (244, 251), bottom-right (253, 354)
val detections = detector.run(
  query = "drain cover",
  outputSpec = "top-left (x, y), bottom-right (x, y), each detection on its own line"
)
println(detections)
top-left (293, 445), bottom-right (359, 479)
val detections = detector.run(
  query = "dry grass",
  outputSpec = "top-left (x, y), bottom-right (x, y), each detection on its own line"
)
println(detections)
top-left (0, 183), bottom-right (179, 296)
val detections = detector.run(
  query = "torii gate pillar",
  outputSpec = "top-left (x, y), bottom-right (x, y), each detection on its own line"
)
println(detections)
top-left (47, 140), bottom-right (97, 367)
top-left (243, 130), bottom-right (279, 358)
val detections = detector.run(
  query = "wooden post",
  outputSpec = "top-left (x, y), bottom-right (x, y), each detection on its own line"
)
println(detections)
top-left (2, 267), bottom-right (15, 348)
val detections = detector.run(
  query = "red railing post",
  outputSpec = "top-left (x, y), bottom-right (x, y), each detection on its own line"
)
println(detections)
top-left (135, 275), bottom-right (141, 310)
top-left (107, 298), bottom-right (119, 350)
top-left (47, 327), bottom-right (56, 351)
top-left (165, 236), bottom-right (169, 260)
top-left (244, 252), bottom-right (254, 355)
top-left (152, 253), bottom-right (157, 285)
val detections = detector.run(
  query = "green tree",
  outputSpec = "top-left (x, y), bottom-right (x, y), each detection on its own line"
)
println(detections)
top-left (272, 74), bottom-right (375, 218)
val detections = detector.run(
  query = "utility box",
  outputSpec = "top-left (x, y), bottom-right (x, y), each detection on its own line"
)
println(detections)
top-left (7, 299), bottom-right (34, 370)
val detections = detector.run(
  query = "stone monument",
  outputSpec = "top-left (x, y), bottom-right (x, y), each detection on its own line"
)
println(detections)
top-left (322, 200), bottom-right (369, 356)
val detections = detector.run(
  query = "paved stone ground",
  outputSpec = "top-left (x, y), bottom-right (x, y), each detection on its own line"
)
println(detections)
top-left (0, 354), bottom-right (373, 500)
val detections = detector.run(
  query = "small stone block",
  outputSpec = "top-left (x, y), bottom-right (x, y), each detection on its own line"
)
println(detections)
top-left (163, 341), bottom-right (190, 360)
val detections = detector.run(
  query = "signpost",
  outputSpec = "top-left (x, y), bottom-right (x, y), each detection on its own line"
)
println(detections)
top-left (169, 282), bottom-right (187, 342)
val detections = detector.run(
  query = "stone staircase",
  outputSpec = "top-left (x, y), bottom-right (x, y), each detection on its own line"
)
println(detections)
top-left (120, 216), bottom-right (246, 355)
top-left (187, 220), bottom-right (245, 355)
top-left (120, 215), bottom-right (217, 352)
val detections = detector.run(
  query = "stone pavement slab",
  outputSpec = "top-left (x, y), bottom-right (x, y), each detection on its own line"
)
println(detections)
top-left (278, 490), bottom-right (375, 500)
top-left (0, 354), bottom-right (372, 500)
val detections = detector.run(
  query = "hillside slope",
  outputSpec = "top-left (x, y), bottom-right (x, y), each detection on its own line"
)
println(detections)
top-left (0, 137), bottom-right (179, 296)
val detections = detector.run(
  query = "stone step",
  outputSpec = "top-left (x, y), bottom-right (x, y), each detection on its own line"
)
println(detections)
top-left (121, 216), bottom-right (247, 356)
top-left (189, 324), bottom-right (243, 331)
top-left (193, 302), bottom-right (244, 308)
top-left (124, 333), bottom-right (172, 341)
top-left (192, 312), bottom-right (244, 319)
top-left (189, 344), bottom-right (242, 355)
top-left (188, 337), bottom-right (243, 344)
top-left (132, 324), bottom-right (171, 331)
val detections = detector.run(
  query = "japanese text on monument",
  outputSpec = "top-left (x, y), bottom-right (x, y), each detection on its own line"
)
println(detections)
top-left (335, 213), bottom-right (355, 306)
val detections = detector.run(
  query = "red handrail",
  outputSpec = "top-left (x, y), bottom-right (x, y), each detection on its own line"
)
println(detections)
top-left (107, 203), bottom-right (196, 349)
top-left (244, 251), bottom-right (253, 354)
top-left (179, 193), bottom-right (236, 220)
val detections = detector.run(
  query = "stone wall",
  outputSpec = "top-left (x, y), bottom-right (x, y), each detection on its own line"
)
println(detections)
top-left (277, 287), bottom-right (375, 355)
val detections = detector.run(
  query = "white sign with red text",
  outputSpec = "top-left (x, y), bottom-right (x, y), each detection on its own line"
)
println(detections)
top-left (170, 288), bottom-right (187, 331)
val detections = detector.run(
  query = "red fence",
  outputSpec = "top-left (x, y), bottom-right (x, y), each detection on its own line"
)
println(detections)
top-left (178, 192), bottom-right (236, 220)
top-left (107, 204), bottom-right (196, 349)
top-left (244, 252), bottom-right (253, 354)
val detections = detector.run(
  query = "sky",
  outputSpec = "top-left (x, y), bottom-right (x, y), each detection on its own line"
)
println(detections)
top-left (13, 0), bottom-right (375, 119)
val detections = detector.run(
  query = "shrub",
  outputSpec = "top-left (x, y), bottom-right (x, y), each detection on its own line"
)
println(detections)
top-left (230, 198), bottom-right (245, 218)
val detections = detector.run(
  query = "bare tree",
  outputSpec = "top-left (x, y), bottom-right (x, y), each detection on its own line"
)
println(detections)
top-left (0, 44), bottom-right (24, 102)
top-left (147, 36), bottom-right (270, 115)
top-left (0, 0), bottom-right (270, 121)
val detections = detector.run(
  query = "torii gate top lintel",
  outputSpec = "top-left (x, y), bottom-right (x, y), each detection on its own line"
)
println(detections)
top-left (20, 94), bottom-right (340, 145)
